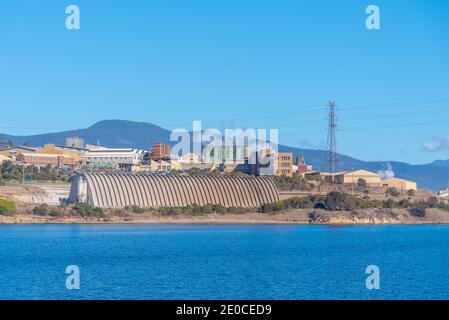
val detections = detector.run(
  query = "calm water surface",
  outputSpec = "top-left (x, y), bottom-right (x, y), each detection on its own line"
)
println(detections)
top-left (1, 224), bottom-right (449, 299)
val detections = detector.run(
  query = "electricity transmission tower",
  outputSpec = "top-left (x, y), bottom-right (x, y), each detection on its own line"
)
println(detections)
top-left (326, 101), bottom-right (340, 184)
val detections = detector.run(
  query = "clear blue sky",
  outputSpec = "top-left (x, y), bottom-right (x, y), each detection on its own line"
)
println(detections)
top-left (1, 0), bottom-right (449, 164)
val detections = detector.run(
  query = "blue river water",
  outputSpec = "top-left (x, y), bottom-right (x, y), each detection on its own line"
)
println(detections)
top-left (1, 224), bottom-right (449, 300)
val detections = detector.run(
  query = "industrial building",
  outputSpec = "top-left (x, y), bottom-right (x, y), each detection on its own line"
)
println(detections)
top-left (69, 173), bottom-right (279, 208)
top-left (136, 159), bottom-right (217, 174)
top-left (0, 154), bottom-right (14, 163)
top-left (83, 148), bottom-right (144, 169)
top-left (325, 170), bottom-right (381, 186)
top-left (0, 146), bottom-right (36, 158)
top-left (16, 153), bottom-right (75, 168)
top-left (36, 144), bottom-right (88, 162)
top-left (381, 177), bottom-right (417, 191)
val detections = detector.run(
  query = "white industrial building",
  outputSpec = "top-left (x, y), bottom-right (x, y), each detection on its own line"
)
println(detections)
top-left (83, 148), bottom-right (144, 169)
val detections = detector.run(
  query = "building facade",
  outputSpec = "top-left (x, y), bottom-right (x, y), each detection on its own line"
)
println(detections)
top-left (35, 144), bottom-right (87, 162)
top-left (151, 143), bottom-right (171, 160)
top-left (327, 170), bottom-right (381, 185)
top-left (274, 152), bottom-right (293, 176)
top-left (69, 173), bottom-right (280, 208)
top-left (381, 177), bottom-right (417, 191)
top-left (16, 153), bottom-right (75, 168)
top-left (0, 146), bottom-right (36, 158)
top-left (0, 154), bottom-right (14, 163)
top-left (83, 148), bottom-right (144, 169)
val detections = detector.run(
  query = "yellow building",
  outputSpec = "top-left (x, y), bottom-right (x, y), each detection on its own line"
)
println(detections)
top-left (35, 144), bottom-right (86, 162)
top-left (329, 170), bottom-right (381, 185)
top-left (135, 160), bottom-right (181, 172)
top-left (381, 177), bottom-right (417, 191)
top-left (274, 152), bottom-right (293, 177)
top-left (0, 146), bottom-right (36, 157)
top-left (0, 154), bottom-right (14, 163)
top-left (178, 152), bottom-right (201, 164)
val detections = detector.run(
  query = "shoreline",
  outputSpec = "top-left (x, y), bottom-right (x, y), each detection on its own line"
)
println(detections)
top-left (2, 208), bottom-right (449, 225)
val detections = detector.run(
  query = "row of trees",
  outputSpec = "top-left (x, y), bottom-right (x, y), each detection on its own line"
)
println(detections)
top-left (259, 191), bottom-right (448, 217)
top-left (0, 161), bottom-right (69, 182)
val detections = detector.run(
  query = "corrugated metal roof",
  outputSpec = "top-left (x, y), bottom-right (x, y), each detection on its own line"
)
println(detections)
top-left (69, 173), bottom-right (279, 208)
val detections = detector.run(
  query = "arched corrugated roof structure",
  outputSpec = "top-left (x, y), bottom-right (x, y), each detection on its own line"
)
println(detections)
top-left (69, 173), bottom-right (279, 208)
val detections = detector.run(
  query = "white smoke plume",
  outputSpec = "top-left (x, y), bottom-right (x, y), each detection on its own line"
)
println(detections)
top-left (378, 163), bottom-right (395, 179)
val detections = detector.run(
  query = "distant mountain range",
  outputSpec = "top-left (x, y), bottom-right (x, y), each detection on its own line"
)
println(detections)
top-left (1, 120), bottom-right (448, 191)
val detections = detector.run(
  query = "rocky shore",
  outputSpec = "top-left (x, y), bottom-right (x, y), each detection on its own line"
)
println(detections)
top-left (2, 208), bottom-right (449, 225)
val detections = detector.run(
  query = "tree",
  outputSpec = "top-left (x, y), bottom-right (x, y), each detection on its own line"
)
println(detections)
top-left (324, 191), bottom-right (347, 211)
top-left (427, 196), bottom-right (439, 208)
top-left (383, 199), bottom-right (395, 209)
top-left (357, 178), bottom-right (367, 188)
top-left (386, 187), bottom-right (400, 197)
top-left (409, 205), bottom-right (426, 218)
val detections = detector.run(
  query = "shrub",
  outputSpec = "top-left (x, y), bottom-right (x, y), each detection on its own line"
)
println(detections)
top-left (409, 205), bottom-right (426, 218)
top-left (0, 175), bottom-right (5, 186)
top-left (226, 206), bottom-right (248, 214)
top-left (324, 191), bottom-right (347, 211)
top-left (437, 202), bottom-right (449, 212)
top-left (190, 204), bottom-right (203, 216)
top-left (33, 204), bottom-right (49, 216)
top-left (386, 187), bottom-right (400, 197)
top-left (288, 197), bottom-right (314, 209)
top-left (158, 207), bottom-right (182, 216)
top-left (33, 204), bottom-right (65, 217)
top-left (260, 203), bottom-right (273, 213)
top-left (73, 203), bottom-right (105, 218)
top-left (0, 199), bottom-right (16, 216)
top-left (342, 197), bottom-right (358, 211)
top-left (383, 199), bottom-right (395, 209)
top-left (48, 207), bottom-right (65, 217)
top-left (201, 203), bottom-right (215, 214)
top-left (407, 189), bottom-right (415, 197)
top-left (157, 203), bottom-right (239, 216)
top-left (357, 178), bottom-right (367, 188)
top-left (272, 201), bottom-right (286, 211)
top-left (125, 205), bottom-right (146, 214)
top-left (397, 199), bottom-right (412, 208)
top-left (426, 196), bottom-right (439, 208)
top-left (214, 204), bottom-right (228, 214)
top-left (273, 175), bottom-right (311, 191)
top-left (305, 173), bottom-right (322, 182)
top-left (358, 198), bottom-right (378, 209)
top-left (112, 209), bottom-right (129, 217)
